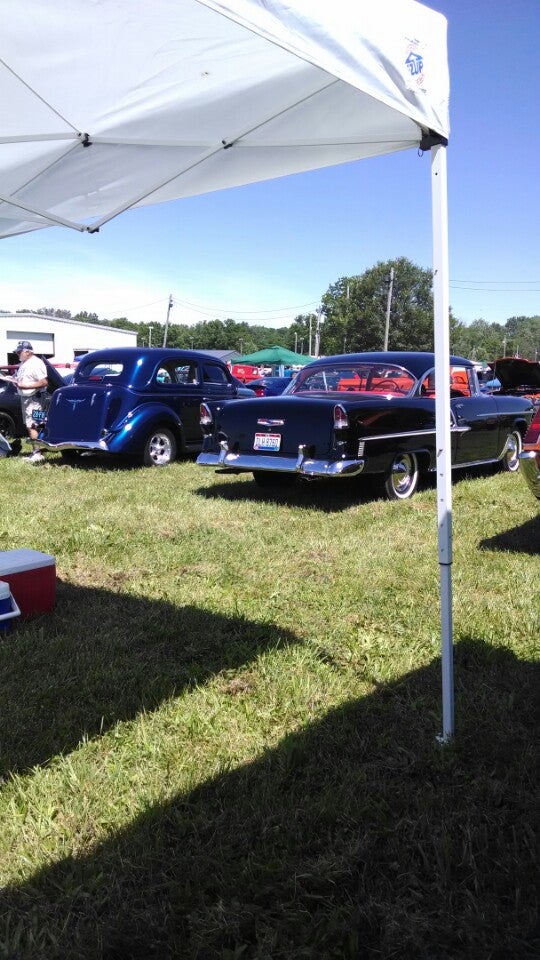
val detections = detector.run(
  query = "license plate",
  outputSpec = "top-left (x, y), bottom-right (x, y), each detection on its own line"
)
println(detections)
top-left (32, 409), bottom-right (46, 422)
top-left (254, 432), bottom-right (281, 451)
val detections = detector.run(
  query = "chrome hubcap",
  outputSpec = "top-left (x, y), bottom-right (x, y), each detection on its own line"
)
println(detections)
top-left (505, 433), bottom-right (520, 471)
top-left (391, 454), bottom-right (415, 496)
top-left (149, 433), bottom-right (172, 465)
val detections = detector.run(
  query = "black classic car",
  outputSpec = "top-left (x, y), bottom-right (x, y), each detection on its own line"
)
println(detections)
top-left (39, 348), bottom-right (243, 466)
top-left (197, 351), bottom-right (535, 499)
top-left (0, 360), bottom-right (64, 443)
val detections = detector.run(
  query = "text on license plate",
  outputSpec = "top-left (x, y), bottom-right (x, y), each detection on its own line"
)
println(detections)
top-left (254, 432), bottom-right (281, 451)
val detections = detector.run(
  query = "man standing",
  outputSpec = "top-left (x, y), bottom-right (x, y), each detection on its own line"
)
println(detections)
top-left (13, 340), bottom-right (48, 462)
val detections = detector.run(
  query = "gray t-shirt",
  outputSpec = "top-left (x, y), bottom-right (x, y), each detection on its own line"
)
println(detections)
top-left (15, 355), bottom-right (47, 397)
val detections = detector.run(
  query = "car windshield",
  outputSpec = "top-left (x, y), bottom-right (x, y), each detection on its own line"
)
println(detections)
top-left (290, 362), bottom-right (416, 396)
top-left (77, 361), bottom-right (124, 382)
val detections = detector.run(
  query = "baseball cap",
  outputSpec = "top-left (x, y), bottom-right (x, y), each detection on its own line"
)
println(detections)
top-left (15, 340), bottom-right (33, 353)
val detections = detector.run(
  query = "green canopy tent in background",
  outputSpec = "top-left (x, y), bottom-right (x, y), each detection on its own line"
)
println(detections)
top-left (236, 346), bottom-right (315, 375)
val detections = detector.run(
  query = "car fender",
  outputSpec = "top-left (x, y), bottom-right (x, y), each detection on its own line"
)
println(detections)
top-left (105, 403), bottom-right (183, 454)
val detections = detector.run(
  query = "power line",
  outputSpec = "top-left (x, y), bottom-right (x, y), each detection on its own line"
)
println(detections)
top-left (450, 279), bottom-right (540, 284)
top-left (171, 295), bottom-right (319, 315)
top-left (449, 284), bottom-right (540, 292)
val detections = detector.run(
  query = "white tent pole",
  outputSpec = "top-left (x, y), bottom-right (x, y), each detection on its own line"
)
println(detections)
top-left (431, 142), bottom-right (454, 742)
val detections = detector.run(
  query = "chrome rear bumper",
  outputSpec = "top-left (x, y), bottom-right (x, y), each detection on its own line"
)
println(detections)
top-left (519, 449), bottom-right (540, 498)
top-left (197, 441), bottom-right (365, 478)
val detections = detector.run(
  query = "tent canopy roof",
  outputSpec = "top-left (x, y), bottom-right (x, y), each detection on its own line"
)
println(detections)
top-left (237, 346), bottom-right (314, 365)
top-left (0, 0), bottom-right (449, 239)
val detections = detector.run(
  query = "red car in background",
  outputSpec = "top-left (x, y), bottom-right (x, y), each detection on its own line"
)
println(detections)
top-left (230, 364), bottom-right (262, 384)
top-left (519, 406), bottom-right (540, 500)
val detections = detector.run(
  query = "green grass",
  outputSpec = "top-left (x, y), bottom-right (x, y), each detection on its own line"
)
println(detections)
top-left (0, 453), bottom-right (538, 959)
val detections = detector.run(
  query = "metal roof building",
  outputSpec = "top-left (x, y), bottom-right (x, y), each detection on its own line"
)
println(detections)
top-left (0, 313), bottom-right (136, 366)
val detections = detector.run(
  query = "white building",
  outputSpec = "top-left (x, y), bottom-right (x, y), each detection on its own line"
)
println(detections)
top-left (0, 313), bottom-right (137, 366)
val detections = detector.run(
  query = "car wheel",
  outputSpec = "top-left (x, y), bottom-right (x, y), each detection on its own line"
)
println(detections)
top-left (253, 470), bottom-right (296, 489)
top-left (501, 430), bottom-right (522, 473)
top-left (0, 412), bottom-right (16, 439)
top-left (143, 427), bottom-right (177, 467)
top-left (384, 452), bottom-right (419, 500)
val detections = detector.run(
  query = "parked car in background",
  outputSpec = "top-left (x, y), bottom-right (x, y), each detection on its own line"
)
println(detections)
top-left (248, 376), bottom-right (292, 397)
top-left (0, 360), bottom-right (64, 441)
top-left (197, 352), bottom-right (535, 500)
top-left (39, 348), bottom-right (246, 466)
top-left (230, 363), bottom-right (262, 383)
top-left (482, 357), bottom-right (540, 406)
top-left (519, 406), bottom-right (540, 500)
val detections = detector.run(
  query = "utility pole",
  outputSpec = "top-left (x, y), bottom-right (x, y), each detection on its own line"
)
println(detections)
top-left (314, 306), bottom-right (323, 357)
top-left (383, 266), bottom-right (394, 351)
top-left (163, 294), bottom-right (173, 347)
top-left (308, 315), bottom-right (313, 356)
top-left (148, 323), bottom-right (153, 348)
top-left (294, 331), bottom-right (298, 353)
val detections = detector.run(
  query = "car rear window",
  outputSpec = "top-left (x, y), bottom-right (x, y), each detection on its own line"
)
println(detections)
top-left (77, 361), bottom-right (124, 381)
top-left (292, 363), bottom-right (416, 395)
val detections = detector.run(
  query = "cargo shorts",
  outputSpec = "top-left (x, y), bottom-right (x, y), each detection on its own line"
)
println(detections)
top-left (21, 394), bottom-right (46, 430)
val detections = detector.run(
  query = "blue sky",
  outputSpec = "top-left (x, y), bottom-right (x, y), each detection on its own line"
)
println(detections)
top-left (0, 0), bottom-right (538, 332)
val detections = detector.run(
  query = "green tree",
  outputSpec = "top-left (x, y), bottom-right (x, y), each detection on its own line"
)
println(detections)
top-left (504, 316), bottom-right (540, 359)
top-left (320, 258), bottom-right (453, 355)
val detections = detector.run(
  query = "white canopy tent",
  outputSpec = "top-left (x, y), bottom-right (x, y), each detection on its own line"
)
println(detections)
top-left (0, 0), bottom-right (454, 737)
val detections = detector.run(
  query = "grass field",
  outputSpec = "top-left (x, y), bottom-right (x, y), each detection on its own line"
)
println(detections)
top-left (0, 451), bottom-right (538, 959)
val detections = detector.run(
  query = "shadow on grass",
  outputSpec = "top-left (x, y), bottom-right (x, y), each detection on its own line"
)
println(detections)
top-left (0, 582), bottom-right (299, 777)
top-left (479, 512), bottom-right (540, 554)
top-left (40, 453), bottom-right (198, 472)
top-left (195, 475), bottom-right (389, 511)
top-left (195, 465), bottom-right (514, 512)
top-left (1, 639), bottom-right (538, 959)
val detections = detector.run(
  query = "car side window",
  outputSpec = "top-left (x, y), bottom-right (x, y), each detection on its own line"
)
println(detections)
top-left (154, 361), bottom-right (198, 385)
top-left (450, 366), bottom-right (471, 397)
top-left (173, 363), bottom-right (199, 384)
top-left (202, 363), bottom-right (229, 384)
top-left (156, 366), bottom-right (172, 384)
top-left (420, 372), bottom-right (436, 397)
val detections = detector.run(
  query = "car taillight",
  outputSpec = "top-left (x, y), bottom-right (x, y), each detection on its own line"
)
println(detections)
top-left (254, 388), bottom-right (265, 396)
top-left (524, 406), bottom-right (540, 444)
top-left (200, 402), bottom-right (213, 426)
top-left (333, 404), bottom-right (349, 430)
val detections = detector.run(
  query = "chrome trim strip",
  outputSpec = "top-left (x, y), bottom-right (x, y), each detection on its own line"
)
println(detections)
top-left (39, 439), bottom-right (109, 452)
top-left (361, 426), bottom-right (469, 442)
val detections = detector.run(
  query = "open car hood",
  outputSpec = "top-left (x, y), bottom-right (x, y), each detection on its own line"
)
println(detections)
top-left (488, 358), bottom-right (540, 391)
top-left (40, 358), bottom-right (66, 391)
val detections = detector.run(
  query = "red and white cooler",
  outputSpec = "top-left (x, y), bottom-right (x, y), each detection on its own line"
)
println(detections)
top-left (0, 549), bottom-right (56, 618)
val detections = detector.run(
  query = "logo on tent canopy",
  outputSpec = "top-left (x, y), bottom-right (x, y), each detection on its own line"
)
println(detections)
top-left (405, 42), bottom-right (424, 86)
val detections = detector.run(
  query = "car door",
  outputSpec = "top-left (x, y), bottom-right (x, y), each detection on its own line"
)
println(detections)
top-left (152, 359), bottom-right (202, 443)
top-left (451, 393), bottom-right (500, 464)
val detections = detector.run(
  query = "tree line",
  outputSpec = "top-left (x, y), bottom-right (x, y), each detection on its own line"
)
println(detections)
top-left (6, 258), bottom-right (539, 360)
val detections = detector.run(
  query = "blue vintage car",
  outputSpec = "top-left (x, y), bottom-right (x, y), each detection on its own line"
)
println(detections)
top-left (197, 351), bottom-right (535, 499)
top-left (39, 347), bottom-right (243, 466)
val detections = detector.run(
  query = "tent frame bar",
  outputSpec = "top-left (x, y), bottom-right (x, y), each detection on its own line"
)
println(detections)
top-left (430, 142), bottom-right (454, 742)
